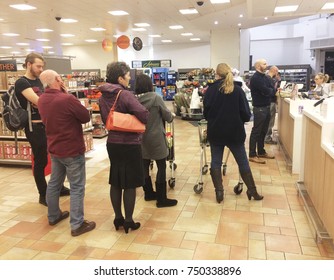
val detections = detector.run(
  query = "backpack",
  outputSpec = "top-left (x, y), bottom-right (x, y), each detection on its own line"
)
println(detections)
top-left (1, 85), bottom-right (28, 131)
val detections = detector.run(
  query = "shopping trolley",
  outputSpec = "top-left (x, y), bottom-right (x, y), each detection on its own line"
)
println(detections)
top-left (193, 119), bottom-right (243, 195)
top-left (166, 120), bottom-right (177, 188)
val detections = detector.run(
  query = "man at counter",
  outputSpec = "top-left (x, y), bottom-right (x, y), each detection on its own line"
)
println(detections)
top-left (248, 59), bottom-right (276, 164)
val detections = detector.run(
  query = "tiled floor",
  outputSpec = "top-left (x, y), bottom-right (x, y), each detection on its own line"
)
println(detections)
top-left (1, 109), bottom-right (334, 260)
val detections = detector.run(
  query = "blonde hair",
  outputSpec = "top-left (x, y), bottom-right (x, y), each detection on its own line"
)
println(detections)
top-left (315, 72), bottom-right (329, 83)
top-left (216, 63), bottom-right (234, 94)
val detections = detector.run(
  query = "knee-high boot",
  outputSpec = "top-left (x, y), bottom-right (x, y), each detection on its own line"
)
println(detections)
top-left (156, 181), bottom-right (177, 208)
top-left (143, 176), bottom-right (156, 201)
top-left (239, 171), bottom-right (264, 201)
top-left (210, 168), bottom-right (224, 203)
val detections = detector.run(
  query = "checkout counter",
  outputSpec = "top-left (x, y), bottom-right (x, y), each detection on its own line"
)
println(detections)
top-left (278, 92), bottom-right (334, 243)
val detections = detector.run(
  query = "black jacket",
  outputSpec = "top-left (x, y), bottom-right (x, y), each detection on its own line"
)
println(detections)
top-left (203, 79), bottom-right (251, 146)
top-left (250, 71), bottom-right (274, 107)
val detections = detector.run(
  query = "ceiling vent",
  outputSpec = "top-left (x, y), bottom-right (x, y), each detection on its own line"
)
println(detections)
top-left (310, 38), bottom-right (334, 49)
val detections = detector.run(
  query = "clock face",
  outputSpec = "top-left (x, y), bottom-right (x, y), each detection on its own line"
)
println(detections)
top-left (133, 37), bottom-right (143, 51)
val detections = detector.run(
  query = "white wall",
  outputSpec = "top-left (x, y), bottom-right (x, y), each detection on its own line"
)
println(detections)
top-left (63, 42), bottom-right (210, 72)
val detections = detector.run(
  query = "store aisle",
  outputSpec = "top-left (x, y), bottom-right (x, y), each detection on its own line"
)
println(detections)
top-left (0, 116), bottom-right (333, 260)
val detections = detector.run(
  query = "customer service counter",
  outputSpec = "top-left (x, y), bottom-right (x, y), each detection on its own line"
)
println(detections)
top-left (298, 102), bottom-right (334, 242)
top-left (277, 97), bottom-right (317, 174)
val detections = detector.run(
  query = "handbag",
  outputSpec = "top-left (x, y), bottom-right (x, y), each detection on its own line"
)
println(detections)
top-left (106, 90), bottom-right (146, 133)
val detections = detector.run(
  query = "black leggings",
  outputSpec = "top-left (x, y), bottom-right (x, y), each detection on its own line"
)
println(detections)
top-left (143, 158), bottom-right (166, 184)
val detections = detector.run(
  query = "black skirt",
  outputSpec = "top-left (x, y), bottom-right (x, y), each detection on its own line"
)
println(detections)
top-left (106, 143), bottom-right (144, 189)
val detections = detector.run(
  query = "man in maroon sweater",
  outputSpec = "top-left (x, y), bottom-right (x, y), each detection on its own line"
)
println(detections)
top-left (38, 69), bottom-right (95, 237)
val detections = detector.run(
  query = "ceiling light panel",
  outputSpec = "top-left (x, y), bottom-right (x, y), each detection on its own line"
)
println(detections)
top-left (274, 5), bottom-right (299, 13)
top-left (9, 4), bottom-right (36, 10)
top-left (36, 29), bottom-right (53, 32)
top-left (2, 33), bottom-right (19, 36)
top-left (322, 3), bottom-right (334, 10)
top-left (134, 23), bottom-right (150, 27)
top-left (179, 9), bottom-right (198, 15)
top-left (59, 18), bottom-right (78, 23)
top-left (108, 10), bottom-right (129, 16)
top-left (90, 27), bottom-right (106, 31)
top-left (169, 25), bottom-right (183, 30)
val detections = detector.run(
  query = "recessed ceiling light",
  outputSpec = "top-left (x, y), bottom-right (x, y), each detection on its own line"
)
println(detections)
top-left (16, 43), bottom-right (29, 46)
top-left (135, 23), bottom-right (150, 27)
top-left (214, 21), bottom-right (219, 25)
top-left (210, 0), bottom-right (230, 3)
top-left (190, 38), bottom-right (201, 41)
top-left (42, 46), bottom-right (53, 49)
top-left (36, 39), bottom-right (50, 42)
top-left (60, 34), bottom-right (75, 37)
top-left (62, 43), bottom-right (73, 46)
top-left (90, 27), bottom-right (106, 31)
top-left (59, 18), bottom-right (78, 23)
top-left (161, 40), bottom-right (172, 43)
top-left (322, 3), bottom-right (334, 10)
top-left (0, 46), bottom-right (12, 49)
top-left (179, 8), bottom-right (198, 15)
top-left (108, 10), bottom-right (129, 16)
top-left (26, 48), bottom-right (35, 52)
top-left (132, 28), bottom-right (146, 32)
top-left (238, 23), bottom-right (242, 26)
top-left (274, 5), bottom-right (298, 13)
top-left (10, 4), bottom-right (36, 10)
top-left (264, 17), bottom-right (268, 20)
top-left (11, 51), bottom-right (21, 54)
top-left (36, 29), bottom-right (53, 32)
top-left (181, 33), bottom-right (193, 36)
top-left (2, 33), bottom-right (19, 36)
top-left (239, 14), bottom-right (243, 18)
top-left (47, 51), bottom-right (55, 54)
top-left (149, 34), bottom-right (161, 38)
top-left (0, 18), bottom-right (4, 21)
top-left (85, 39), bottom-right (98, 42)
top-left (169, 25), bottom-right (183, 30)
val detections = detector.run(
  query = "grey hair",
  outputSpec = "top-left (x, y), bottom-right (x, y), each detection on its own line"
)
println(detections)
top-left (39, 69), bottom-right (58, 88)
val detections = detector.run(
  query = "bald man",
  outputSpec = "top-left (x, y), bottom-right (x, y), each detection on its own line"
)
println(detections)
top-left (248, 59), bottom-right (276, 164)
top-left (38, 69), bottom-right (96, 237)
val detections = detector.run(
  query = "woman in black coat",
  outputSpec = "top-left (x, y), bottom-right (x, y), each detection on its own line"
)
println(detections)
top-left (203, 63), bottom-right (263, 203)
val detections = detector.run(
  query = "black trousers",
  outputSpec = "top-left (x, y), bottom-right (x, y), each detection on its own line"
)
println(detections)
top-left (25, 123), bottom-right (48, 196)
top-left (143, 158), bottom-right (166, 184)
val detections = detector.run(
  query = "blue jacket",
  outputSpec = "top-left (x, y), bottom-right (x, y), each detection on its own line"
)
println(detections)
top-left (203, 79), bottom-right (251, 146)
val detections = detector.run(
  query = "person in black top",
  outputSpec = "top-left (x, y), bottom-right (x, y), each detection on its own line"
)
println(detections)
top-left (264, 66), bottom-right (280, 144)
top-left (15, 53), bottom-right (70, 206)
top-left (248, 59), bottom-right (275, 164)
top-left (203, 63), bottom-right (263, 202)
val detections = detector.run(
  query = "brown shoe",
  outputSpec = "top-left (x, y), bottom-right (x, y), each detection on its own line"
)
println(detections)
top-left (49, 211), bottom-right (69, 226)
top-left (249, 156), bottom-right (266, 164)
top-left (258, 152), bottom-right (275, 159)
top-left (71, 220), bottom-right (96, 237)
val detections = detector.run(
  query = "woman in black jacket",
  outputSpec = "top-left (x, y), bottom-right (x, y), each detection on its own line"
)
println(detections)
top-left (203, 63), bottom-right (263, 203)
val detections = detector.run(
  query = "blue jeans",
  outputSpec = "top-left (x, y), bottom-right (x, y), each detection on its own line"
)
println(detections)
top-left (46, 154), bottom-right (86, 230)
top-left (249, 106), bottom-right (271, 157)
top-left (210, 143), bottom-right (250, 173)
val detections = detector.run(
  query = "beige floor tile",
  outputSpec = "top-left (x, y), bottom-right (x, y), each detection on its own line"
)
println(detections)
top-left (216, 222), bottom-right (248, 247)
top-left (193, 241), bottom-right (230, 259)
top-left (230, 246), bottom-right (248, 259)
top-left (249, 239), bottom-right (266, 259)
top-left (265, 233), bottom-right (301, 254)
top-left (156, 247), bottom-right (194, 260)
top-left (0, 247), bottom-right (40, 260)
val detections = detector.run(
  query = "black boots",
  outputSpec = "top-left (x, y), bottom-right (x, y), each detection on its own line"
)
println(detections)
top-left (240, 171), bottom-right (264, 201)
top-left (143, 176), bottom-right (156, 201)
top-left (210, 169), bottom-right (224, 203)
top-left (156, 181), bottom-right (177, 208)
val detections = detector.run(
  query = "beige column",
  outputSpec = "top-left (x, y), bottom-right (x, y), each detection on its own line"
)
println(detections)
top-left (210, 29), bottom-right (240, 69)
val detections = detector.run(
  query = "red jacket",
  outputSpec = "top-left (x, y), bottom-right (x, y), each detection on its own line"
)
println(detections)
top-left (38, 88), bottom-right (90, 157)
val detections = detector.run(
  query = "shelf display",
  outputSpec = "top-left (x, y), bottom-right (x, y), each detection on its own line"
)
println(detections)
top-left (0, 94), bottom-right (94, 165)
top-left (166, 71), bottom-right (177, 100)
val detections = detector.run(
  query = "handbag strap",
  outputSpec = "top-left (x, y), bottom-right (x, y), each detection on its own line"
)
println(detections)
top-left (111, 90), bottom-right (123, 111)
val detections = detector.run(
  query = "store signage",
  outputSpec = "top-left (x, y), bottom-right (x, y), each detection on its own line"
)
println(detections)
top-left (0, 60), bottom-right (17, 72)
top-left (132, 60), bottom-right (172, 68)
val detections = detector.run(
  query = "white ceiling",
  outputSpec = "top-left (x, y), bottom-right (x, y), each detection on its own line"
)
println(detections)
top-left (0, 0), bottom-right (333, 56)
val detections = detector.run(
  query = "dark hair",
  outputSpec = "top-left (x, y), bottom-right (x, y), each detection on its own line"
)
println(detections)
top-left (135, 74), bottom-right (153, 94)
top-left (106, 62), bottom-right (130, 84)
top-left (23, 52), bottom-right (45, 69)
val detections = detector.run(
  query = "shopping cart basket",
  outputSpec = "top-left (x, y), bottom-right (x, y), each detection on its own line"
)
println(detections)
top-left (166, 121), bottom-right (177, 188)
top-left (193, 119), bottom-right (243, 195)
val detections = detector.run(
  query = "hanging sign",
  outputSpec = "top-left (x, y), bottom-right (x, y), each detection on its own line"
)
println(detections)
top-left (102, 39), bottom-right (113, 52)
top-left (117, 35), bottom-right (130, 49)
top-left (132, 37), bottom-right (143, 51)
top-left (0, 60), bottom-right (17, 72)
